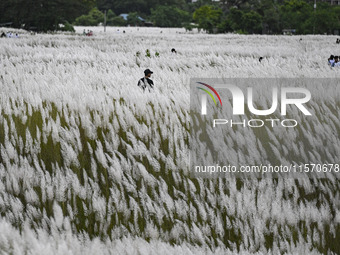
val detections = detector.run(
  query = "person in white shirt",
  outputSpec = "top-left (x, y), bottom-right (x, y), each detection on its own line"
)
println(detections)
top-left (332, 56), bottom-right (339, 67)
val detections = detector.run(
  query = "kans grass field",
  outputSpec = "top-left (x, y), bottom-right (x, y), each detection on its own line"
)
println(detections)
top-left (0, 26), bottom-right (340, 254)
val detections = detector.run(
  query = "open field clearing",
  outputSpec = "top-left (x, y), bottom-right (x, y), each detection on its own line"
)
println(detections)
top-left (0, 26), bottom-right (340, 254)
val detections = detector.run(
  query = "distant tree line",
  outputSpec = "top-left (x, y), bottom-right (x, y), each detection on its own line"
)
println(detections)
top-left (0, 0), bottom-right (339, 34)
top-left (0, 0), bottom-right (96, 32)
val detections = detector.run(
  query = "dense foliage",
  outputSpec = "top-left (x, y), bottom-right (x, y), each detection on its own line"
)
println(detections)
top-left (0, 0), bottom-right (96, 32)
top-left (0, 1), bottom-right (340, 40)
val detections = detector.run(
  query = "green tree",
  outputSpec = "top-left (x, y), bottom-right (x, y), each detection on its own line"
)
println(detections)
top-left (0, 0), bottom-right (95, 31)
top-left (227, 7), bottom-right (244, 32)
top-left (226, 8), bottom-right (262, 34)
top-left (105, 9), bottom-right (126, 26)
top-left (106, 0), bottom-right (188, 15)
top-left (127, 12), bottom-right (142, 26)
top-left (74, 7), bottom-right (104, 26)
top-left (256, 0), bottom-right (280, 34)
top-left (241, 10), bottom-right (262, 34)
top-left (111, 0), bottom-right (148, 14)
top-left (108, 17), bottom-right (127, 26)
top-left (193, 5), bottom-right (223, 33)
top-left (224, 0), bottom-right (252, 9)
top-left (106, 9), bottom-right (116, 20)
top-left (303, 3), bottom-right (340, 34)
top-left (280, 0), bottom-right (312, 34)
top-left (151, 5), bottom-right (190, 27)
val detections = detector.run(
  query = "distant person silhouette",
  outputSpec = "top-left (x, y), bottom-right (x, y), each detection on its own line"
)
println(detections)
top-left (171, 48), bottom-right (177, 54)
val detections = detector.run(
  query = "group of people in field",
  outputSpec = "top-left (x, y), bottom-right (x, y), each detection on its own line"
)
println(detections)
top-left (328, 55), bottom-right (340, 67)
top-left (82, 29), bottom-right (93, 36)
top-left (137, 48), bottom-right (177, 92)
top-left (0, 32), bottom-right (19, 38)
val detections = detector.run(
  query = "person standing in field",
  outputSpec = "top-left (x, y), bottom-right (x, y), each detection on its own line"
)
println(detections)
top-left (137, 69), bottom-right (154, 92)
top-left (332, 56), bottom-right (339, 67)
top-left (328, 55), bottom-right (335, 65)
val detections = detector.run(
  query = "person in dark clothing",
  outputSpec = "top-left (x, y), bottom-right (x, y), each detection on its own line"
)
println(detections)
top-left (0, 32), bottom-right (6, 38)
top-left (137, 69), bottom-right (154, 92)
